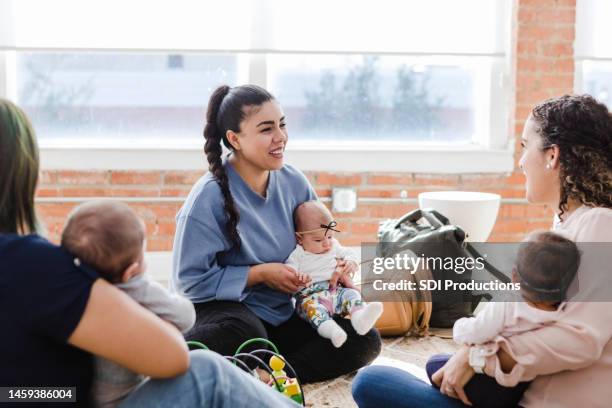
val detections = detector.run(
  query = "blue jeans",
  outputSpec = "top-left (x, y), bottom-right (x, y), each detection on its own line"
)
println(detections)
top-left (119, 350), bottom-right (300, 408)
top-left (352, 355), bottom-right (529, 408)
top-left (352, 364), bottom-right (467, 408)
top-left (426, 354), bottom-right (529, 408)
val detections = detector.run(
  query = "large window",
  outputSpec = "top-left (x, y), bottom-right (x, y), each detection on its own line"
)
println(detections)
top-left (16, 52), bottom-right (244, 144)
top-left (576, 0), bottom-right (612, 107)
top-left (0, 0), bottom-right (509, 149)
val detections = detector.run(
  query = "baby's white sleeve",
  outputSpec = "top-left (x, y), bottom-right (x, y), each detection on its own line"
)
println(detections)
top-left (285, 247), bottom-right (302, 272)
top-left (453, 301), bottom-right (507, 345)
top-left (334, 239), bottom-right (360, 265)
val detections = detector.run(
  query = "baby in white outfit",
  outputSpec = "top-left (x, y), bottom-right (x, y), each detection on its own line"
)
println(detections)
top-left (286, 201), bottom-right (383, 348)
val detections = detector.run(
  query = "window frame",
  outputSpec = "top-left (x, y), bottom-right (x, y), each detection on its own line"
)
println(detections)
top-left (574, 0), bottom-right (612, 105)
top-left (0, 0), bottom-right (515, 173)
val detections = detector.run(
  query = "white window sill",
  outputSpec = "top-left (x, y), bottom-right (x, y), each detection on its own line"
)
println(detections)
top-left (39, 140), bottom-right (515, 174)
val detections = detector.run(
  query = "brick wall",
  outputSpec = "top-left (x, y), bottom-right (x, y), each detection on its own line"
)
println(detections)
top-left (36, 0), bottom-right (576, 249)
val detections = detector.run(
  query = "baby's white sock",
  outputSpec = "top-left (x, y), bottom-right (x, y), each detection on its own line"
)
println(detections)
top-left (351, 302), bottom-right (384, 335)
top-left (317, 320), bottom-right (348, 348)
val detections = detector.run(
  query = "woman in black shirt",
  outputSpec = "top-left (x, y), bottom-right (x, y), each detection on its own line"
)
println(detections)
top-left (0, 99), bottom-right (298, 408)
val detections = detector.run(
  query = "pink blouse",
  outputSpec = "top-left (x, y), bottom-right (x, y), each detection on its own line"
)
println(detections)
top-left (483, 206), bottom-right (612, 408)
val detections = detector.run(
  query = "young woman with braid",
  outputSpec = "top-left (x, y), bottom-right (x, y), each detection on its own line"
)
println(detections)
top-left (172, 84), bottom-right (381, 382)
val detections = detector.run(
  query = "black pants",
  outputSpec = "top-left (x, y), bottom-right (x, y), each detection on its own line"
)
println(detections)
top-left (426, 354), bottom-right (530, 408)
top-left (185, 301), bottom-right (382, 383)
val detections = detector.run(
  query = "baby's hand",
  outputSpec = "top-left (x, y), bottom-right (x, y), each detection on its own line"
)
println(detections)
top-left (295, 271), bottom-right (312, 287)
top-left (331, 259), bottom-right (359, 290)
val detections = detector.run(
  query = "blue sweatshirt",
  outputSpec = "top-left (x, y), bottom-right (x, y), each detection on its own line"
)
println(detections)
top-left (171, 162), bottom-right (316, 325)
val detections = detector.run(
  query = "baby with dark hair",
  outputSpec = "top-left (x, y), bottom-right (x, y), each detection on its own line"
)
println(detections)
top-left (426, 230), bottom-right (581, 408)
top-left (453, 230), bottom-right (580, 346)
top-left (62, 200), bottom-right (195, 408)
top-left (286, 200), bottom-right (383, 348)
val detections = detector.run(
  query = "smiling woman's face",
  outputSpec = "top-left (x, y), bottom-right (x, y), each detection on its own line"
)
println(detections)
top-left (229, 100), bottom-right (287, 172)
top-left (518, 115), bottom-right (559, 205)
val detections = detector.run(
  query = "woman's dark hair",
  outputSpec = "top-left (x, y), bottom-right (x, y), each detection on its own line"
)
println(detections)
top-left (531, 94), bottom-right (612, 219)
top-left (0, 99), bottom-right (40, 234)
top-left (204, 84), bottom-right (274, 248)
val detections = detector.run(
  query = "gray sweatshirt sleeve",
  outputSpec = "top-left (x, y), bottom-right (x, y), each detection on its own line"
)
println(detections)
top-left (117, 274), bottom-right (196, 333)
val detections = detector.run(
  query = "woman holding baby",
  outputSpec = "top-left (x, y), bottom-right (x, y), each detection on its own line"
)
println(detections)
top-left (171, 84), bottom-right (382, 383)
top-left (0, 98), bottom-right (301, 407)
top-left (352, 94), bottom-right (612, 407)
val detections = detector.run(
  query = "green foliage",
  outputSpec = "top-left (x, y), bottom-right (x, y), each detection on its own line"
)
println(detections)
top-left (304, 57), bottom-right (444, 139)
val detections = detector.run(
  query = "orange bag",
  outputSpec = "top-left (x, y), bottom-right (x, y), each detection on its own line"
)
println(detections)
top-left (361, 250), bottom-right (433, 337)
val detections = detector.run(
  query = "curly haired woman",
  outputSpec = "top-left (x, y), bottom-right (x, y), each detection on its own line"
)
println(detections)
top-left (352, 94), bottom-right (612, 408)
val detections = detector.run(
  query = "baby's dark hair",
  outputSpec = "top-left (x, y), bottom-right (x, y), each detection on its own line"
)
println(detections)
top-left (293, 200), bottom-right (333, 232)
top-left (515, 231), bottom-right (580, 303)
top-left (61, 200), bottom-right (145, 283)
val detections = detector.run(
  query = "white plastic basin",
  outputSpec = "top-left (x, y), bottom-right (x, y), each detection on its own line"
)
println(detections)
top-left (418, 191), bottom-right (501, 242)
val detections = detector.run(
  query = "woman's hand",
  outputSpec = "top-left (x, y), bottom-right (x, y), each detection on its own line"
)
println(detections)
top-left (330, 259), bottom-right (359, 289)
top-left (249, 263), bottom-right (308, 294)
top-left (431, 345), bottom-right (474, 406)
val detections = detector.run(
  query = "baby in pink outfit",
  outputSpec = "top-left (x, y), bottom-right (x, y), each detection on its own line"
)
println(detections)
top-left (453, 230), bottom-right (580, 345)
top-left (427, 230), bottom-right (581, 408)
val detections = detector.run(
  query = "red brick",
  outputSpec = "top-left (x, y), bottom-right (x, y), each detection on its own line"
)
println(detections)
top-left (163, 171), bottom-right (204, 185)
top-left (518, 8), bottom-right (537, 22)
top-left (526, 222), bottom-right (553, 232)
top-left (345, 204), bottom-right (371, 218)
top-left (40, 171), bottom-right (57, 185)
top-left (146, 237), bottom-right (173, 251)
top-left (315, 173), bottom-right (362, 186)
top-left (61, 188), bottom-right (110, 197)
top-left (527, 205), bottom-right (553, 219)
top-left (519, 0), bottom-right (575, 10)
top-left (535, 8), bottom-right (576, 24)
top-left (413, 174), bottom-right (460, 186)
top-left (488, 233), bottom-right (526, 243)
top-left (110, 171), bottom-right (162, 185)
top-left (368, 204), bottom-right (415, 219)
top-left (341, 236), bottom-right (374, 247)
top-left (36, 188), bottom-right (60, 197)
top-left (541, 43), bottom-right (573, 58)
top-left (302, 172), bottom-right (317, 184)
top-left (350, 222), bottom-right (380, 235)
top-left (315, 188), bottom-right (332, 198)
top-left (110, 187), bottom-right (160, 197)
top-left (517, 57), bottom-right (537, 73)
top-left (515, 105), bottom-right (533, 121)
top-left (129, 205), bottom-right (159, 221)
top-left (517, 40), bottom-right (538, 56)
top-left (540, 74), bottom-right (573, 89)
top-left (553, 59), bottom-right (575, 74)
top-left (36, 203), bottom-right (78, 218)
top-left (493, 221), bottom-right (523, 234)
top-left (367, 174), bottom-right (413, 185)
top-left (57, 170), bottom-right (108, 185)
top-left (505, 172), bottom-right (526, 185)
top-left (358, 188), bottom-right (406, 199)
top-left (152, 204), bottom-right (183, 219)
top-left (155, 221), bottom-right (177, 236)
top-left (459, 174), bottom-right (507, 188)
top-left (160, 188), bottom-right (191, 197)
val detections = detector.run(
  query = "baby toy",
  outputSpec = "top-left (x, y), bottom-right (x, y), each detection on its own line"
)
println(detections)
top-left (187, 338), bottom-right (305, 406)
